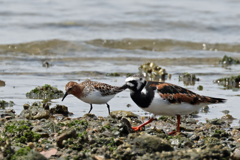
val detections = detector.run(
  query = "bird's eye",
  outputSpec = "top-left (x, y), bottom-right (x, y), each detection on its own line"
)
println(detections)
top-left (140, 78), bottom-right (142, 81)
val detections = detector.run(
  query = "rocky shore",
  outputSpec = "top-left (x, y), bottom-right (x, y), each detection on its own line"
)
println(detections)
top-left (0, 102), bottom-right (240, 160)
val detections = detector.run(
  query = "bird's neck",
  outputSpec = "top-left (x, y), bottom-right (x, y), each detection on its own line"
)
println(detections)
top-left (130, 87), bottom-right (155, 108)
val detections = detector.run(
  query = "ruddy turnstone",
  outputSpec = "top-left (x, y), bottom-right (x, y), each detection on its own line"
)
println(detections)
top-left (62, 79), bottom-right (124, 114)
top-left (119, 75), bottom-right (226, 135)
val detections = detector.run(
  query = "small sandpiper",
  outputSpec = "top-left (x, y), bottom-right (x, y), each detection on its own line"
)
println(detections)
top-left (62, 79), bottom-right (124, 115)
top-left (119, 75), bottom-right (226, 135)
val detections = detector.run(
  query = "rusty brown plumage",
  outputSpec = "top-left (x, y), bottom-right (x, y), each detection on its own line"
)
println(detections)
top-left (148, 82), bottom-right (226, 105)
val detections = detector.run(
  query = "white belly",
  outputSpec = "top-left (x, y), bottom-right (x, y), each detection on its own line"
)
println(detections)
top-left (142, 93), bottom-right (208, 116)
top-left (79, 90), bottom-right (115, 104)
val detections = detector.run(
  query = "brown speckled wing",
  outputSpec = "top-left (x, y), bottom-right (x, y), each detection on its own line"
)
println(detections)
top-left (149, 82), bottom-right (226, 105)
top-left (93, 82), bottom-right (123, 96)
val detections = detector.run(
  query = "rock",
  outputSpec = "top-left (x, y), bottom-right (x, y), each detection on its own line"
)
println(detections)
top-left (119, 118), bottom-right (133, 135)
top-left (19, 109), bottom-right (31, 119)
top-left (211, 132), bottom-right (220, 138)
top-left (42, 61), bottom-right (52, 68)
top-left (102, 121), bottom-right (110, 127)
top-left (185, 118), bottom-right (197, 124)
top-left (15, 150), bottom-right (47, 160)
top-left (5, 109), bottom-right (15, 114)
top-left (28, 142), bottom-right (35, 149)
top-left (232, 147), bottom-right (240, 160)
top-left (197, 85), bottom-right (203, 91)
top-left (138, 62), bottom-right (168, 81)
top-left (134, 133), bottom-right (173, 152)
top-left (180, 124), bottom-right (194, 131)
top-left (42, 103), bottom-right (49, 110)
top-left (83, 113), bottom-right (97, 120)
top-left (56, 128), bottom-right (77, 148)
top-left (190, 135), bottom-right (199, 141)
top-left (0, 100), bottom-right (14, 108)
top-left (233, 126), bottom-right (240, 131)
top-left (41, 120), bottom-right (60, 134)
top-left (110, 110), bottom-right (137, 119)
top-left (19, 102), bottom-right (50, 120)
top-left (219, 55), bottom-right (240, 65)
top-left (4, 116), bottom-right (13, 120)
top-left (50, 104), bottom-right (71, 116)
top-left (179, 72), bottom-right (199, 86)
top-left (33, 110), bottom-right (50, 120)
top-left (182, 141), bottom-right (193, 148)
top-left (11, 146), bottom-right (22, 152)
top-left (0, 80), bottom-right (5, 87)
top-left (26, 84), bottom-right (64, 100)
top-left (101, 130), bottom-right (114, 137)
top-left (23, 104), bottom-right (30, 110)
top-left (221, 114), bottom-right (236, 120)
top-left (207, 118), bottom-right (225, 125)
top-left (113, 130), bottom-right (120, 136)
top-left (200, 106), bottom-right (209, 113)
top-left (40, 148), bottom-right (57, 158)
top-left (222, 110), bottom-right (230, 114)
top-left (92, 155), bottom-right (105, 160)
top-left (32, 126), bottom-right (49, 138)
top-left (170, 139), bottom-right (180, 146)
top-left (35, 147), bottom-right (43, 152)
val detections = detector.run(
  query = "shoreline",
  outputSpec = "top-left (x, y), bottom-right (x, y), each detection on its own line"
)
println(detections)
top-left (0, 102), bottom-right (239, 160)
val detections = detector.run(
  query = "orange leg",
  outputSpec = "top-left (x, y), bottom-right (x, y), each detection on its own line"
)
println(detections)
top-left (168, 115), bottom-right (181, 135)
top-left (132, 117), bottom-right (154, 131)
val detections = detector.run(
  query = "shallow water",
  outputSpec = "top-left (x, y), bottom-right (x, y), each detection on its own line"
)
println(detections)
top-left (0, 0), bottom-right (240, 126)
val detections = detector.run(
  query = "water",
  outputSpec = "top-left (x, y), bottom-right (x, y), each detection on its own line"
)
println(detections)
top-left (0, 0), bottom-right (240, 126)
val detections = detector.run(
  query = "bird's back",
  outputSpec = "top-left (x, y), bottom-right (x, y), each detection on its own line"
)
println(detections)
top-left (150, 81), bottom-right (226, 105)
top-left (131, 81), bottom-right (226, 116)
top-left (77, 79), bottom-right (123, 104)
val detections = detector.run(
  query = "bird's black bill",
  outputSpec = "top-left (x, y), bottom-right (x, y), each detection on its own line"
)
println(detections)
top-left (62, 92), bottom-right (68, 101)
top-left (118, 84), bottom-right (129, 90)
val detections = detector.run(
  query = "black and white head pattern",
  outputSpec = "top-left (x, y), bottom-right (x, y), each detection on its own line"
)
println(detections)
top-left (125, 76), bottom-right (146, 92)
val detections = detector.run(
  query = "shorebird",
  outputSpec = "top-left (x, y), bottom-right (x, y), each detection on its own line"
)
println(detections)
top-left (119, 75), bottom-right (226, 135)
top-left (62, 79), bottom-right (124, 114)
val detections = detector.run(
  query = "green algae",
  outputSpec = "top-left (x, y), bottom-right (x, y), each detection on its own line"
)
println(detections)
top-left (11, 147), bottom-right (31, 160)
top-left (216, 75), bottom-right (240, 83)
top-left (214, 75), bottom-right (240, 89)
top-left (219, 55), bottom-right (240, 65)
top-left (106, 72), bottom-right (120, 77)
top-left (68, 120), bottom-right (88, 128)
top-left (4, 120), bottom-right (40, 143)
top-left (0, 100), bottom-right (15, 108)
top-left (197, 85), bottom-right (203, 91)
top-left (179, 72), bottom-right (199, 86)
top-left (0, 80), bottom-right (5, 87)
top-left (26, 84), bottom-right (64, 99)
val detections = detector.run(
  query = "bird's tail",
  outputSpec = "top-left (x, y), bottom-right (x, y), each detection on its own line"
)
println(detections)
top-left (203, 96), bottom-right (227, 103)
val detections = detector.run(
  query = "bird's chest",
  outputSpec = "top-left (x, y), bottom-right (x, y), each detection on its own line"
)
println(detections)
top-left (79, 90), bottom-right (113, 104)
top-left (130, 88), bottom-right (157, 108)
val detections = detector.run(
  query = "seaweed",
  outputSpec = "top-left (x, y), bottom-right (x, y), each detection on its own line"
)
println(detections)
top-left (26, 84), bottom-right (64, 99)
top-left (179, 72), bottom-right (199, 86)
top-left (214, 75), bottom-right (240, 89)
top-left (0, 100), bottom-right (15, 108)
top-left (219, 55), bottom-right (240, 65)
top-left (138, 62), bottom-right (169, 81)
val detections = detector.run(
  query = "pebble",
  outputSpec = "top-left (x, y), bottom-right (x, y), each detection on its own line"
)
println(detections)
top-left (28, 142), bottom-right (35, 149)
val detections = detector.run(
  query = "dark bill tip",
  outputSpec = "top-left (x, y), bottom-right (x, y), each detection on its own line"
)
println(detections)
top-left (62, 92), bottom-right (68, 101)
top-left (118, 84), bottom-right (129, 90)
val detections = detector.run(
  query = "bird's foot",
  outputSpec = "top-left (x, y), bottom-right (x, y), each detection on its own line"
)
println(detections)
top-left (131, 126), bottom-right (142, 131)
top-left (168, 131), bottom-right (178, 136)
